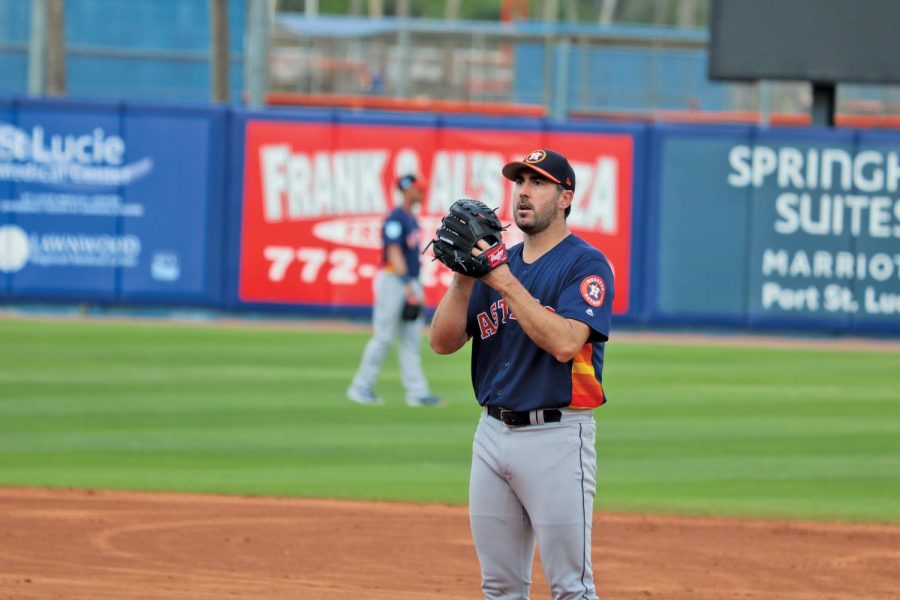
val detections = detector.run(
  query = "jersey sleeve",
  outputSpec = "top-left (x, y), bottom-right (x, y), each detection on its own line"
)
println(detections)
top-left (556, 256), bottom-right (615, 341)
top-left (383, 217), bottom-right (405, 248)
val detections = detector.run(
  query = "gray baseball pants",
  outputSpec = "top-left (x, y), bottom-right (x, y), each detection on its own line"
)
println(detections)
top-left (350, 271), bottom-right (430, 400)
top-left (469, 409), bottom-right (599, 600)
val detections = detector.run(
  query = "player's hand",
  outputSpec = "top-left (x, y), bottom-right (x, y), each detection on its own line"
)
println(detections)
top-left (472, 240), bottom-right (512, 290)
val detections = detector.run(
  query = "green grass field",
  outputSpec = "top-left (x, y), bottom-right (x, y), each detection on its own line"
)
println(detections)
top-left (1, 317), bottom-right (898, 524)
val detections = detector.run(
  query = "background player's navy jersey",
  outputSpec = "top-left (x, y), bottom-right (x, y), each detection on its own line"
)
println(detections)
top-left (465, 234), bottom-right (615, 412)
top-left (382, 207), bottom-right (421, 279)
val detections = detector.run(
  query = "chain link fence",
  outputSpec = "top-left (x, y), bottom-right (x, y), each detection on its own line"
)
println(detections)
top-left (2, 1), bottom-right (899, 120)
top-left (270, 13), bottom-right (900, 120)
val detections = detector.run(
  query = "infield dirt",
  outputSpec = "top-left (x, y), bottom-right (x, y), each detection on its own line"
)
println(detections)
top-left (1, 487), bottom-right (898, 599)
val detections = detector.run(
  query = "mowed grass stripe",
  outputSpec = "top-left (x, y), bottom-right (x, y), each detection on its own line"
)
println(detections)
top-left (0, 318), bottom-right (897, 523)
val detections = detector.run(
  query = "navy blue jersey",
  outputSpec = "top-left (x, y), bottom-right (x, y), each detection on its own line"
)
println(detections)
top-left (382, 207), bottom-right (421, 279)
top-left (465, 234), bottom-right (615, 412)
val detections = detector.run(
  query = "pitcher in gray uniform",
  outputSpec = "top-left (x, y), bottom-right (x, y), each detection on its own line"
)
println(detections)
top-left (429, 149), bottom-right (614, 599)
top-left (347, 174), bottom-right (442, 408)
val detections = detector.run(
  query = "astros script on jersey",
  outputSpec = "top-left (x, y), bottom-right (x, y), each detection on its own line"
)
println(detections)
top-left (465, 234), bottom-right (615, 412)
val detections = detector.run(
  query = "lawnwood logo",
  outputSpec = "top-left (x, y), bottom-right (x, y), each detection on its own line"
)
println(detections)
top-left (0, 224), bottom-right (141, 272)
top-left (0, 123), bottom-right (154, 186)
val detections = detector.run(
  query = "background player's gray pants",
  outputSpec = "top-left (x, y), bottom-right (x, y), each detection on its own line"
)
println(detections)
top-left (350, 271), bottom-right (430, 400)
top-left (469, 410), bottom-right (599, 600)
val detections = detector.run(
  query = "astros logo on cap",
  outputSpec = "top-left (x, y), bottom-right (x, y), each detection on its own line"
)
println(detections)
top-left (525, 149), bottom-right (546, 163)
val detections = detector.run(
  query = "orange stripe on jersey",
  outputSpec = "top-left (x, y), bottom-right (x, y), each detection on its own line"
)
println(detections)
top-left (570, 343), bottom-right (605, 409)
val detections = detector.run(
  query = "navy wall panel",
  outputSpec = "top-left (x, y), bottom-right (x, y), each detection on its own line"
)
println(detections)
top-left (744, 128), bottom-right (858, 331)
top-left (646, 124), bottom-right (900, 334)
top-left (850, 131), bottom-right (900, 333)
top-left (6, 100), bottom-right (123, 300)
top-left (646, 125), bottom-right (754, 326)
top-left (0, 98), bottom-right (225, 306)
top-left (0, 99), bottom-right (14, 295)
top-left (118, 105), bottom-right (226, 303)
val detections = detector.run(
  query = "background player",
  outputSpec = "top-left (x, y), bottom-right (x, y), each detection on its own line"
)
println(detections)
top-left (347, 174), bottom-right (442, 407)
top-left (428, 149), bottom-right (614, 599)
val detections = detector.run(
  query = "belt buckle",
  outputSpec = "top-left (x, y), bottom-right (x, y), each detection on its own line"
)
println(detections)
top-left (499, 409), bottom-right (514, 426)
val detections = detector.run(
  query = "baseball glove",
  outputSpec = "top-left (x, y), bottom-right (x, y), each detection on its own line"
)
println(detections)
top-left (401, 299), bottom-right (422, 321)
top-left (425, 199), bottom-right (509, 278)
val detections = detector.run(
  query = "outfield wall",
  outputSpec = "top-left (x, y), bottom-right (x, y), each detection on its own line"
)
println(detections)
top-left (1, 97), bottom-right (898, 334)
top-left (0, 98), bottom-right (227, 306)
top-left (648, 126), bottom-right (900, 334)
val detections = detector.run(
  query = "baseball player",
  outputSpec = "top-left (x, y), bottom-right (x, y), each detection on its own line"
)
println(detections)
top-left (347, 174), bottom-right (442, 407)
top-left (428, 149), bottom-right (614, 599)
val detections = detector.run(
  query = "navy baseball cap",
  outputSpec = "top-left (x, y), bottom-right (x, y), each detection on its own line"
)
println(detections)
top-left (502, 148), bottom-right (576, 191)
top-left (397, 173), bottom-right (427, 191)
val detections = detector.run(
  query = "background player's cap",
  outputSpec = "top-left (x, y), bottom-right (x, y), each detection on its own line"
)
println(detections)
top-left (502, 148), bottom-right (576, 191)
top-left (397, 173), bottom-right (427, 192)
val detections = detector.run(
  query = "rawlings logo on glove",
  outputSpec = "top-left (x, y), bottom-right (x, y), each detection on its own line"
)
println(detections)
top-left (425, 199), bottom-right (509, 278)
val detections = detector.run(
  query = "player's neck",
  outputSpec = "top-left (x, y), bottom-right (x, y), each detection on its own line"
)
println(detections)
top-left (522, 222), bottom-right (570, 263)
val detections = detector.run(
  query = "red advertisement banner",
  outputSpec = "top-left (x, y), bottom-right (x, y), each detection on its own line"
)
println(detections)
top-left (239, 120), bottom-right (633, 313)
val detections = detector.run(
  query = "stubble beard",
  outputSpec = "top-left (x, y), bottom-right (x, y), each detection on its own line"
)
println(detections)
top-left (515, 196), bottom-right (559, 235)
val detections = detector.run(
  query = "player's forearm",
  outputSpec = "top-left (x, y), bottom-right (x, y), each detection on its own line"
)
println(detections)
top-left (429, 274), bottom-right (475, 355)
top-left (385, 245), bottom-right (407, 277)
top-left (487, 269), bottom-right (586, 362)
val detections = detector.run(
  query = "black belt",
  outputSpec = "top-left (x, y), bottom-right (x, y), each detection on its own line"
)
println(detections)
top-left (487, 406), bottom-right (562, 427)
